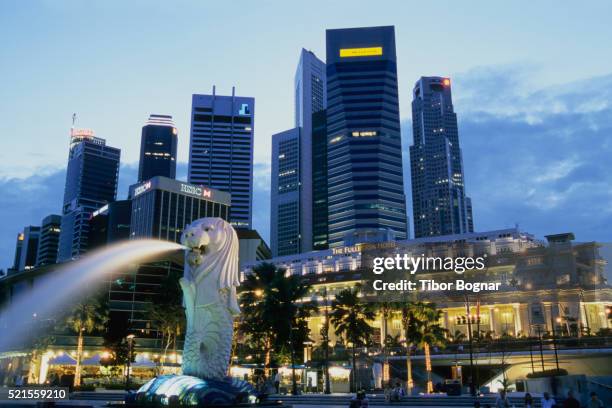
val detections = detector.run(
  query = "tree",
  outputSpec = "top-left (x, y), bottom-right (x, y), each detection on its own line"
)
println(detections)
top-left (63, 296), bottom-right (108, 387)
top-left (147, 270), bottom-right (185, 368)
top-left (376, 302), bottom-right (394, 385)
top-left (410, 302), bottom-right (447, 393)
top-left (399, 301), bottom-right (420, 393)
top-left (239, 262), bottom-right (314, 384)
top-left (330, 287), bottom-right (375, 393)
top-left (99, 312), bottom-right (135, 381)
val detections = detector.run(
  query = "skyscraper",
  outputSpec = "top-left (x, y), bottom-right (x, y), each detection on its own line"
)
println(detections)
top-left (410, 76), bottom-right (474, 238)
top-left (270, 50), bottom-right (327, 256)
top-left (138, 114), bottom-right (178, 182)
top-left (57, 129), bottom-right (120, 262)
top-left (271, 128), bottom-right (301, 256)
top-left (15, 226), bottom-right (40, 271)
top-left (88, 200), bottom-right (131, 250)
top-left (188, 88), bottom-right (254, 229)
top-left (294, 49), bottom-right (327, 253)
top-left (35, 214), bottom-right (61, 267)
top-left (325, 26), bottom-right (408, 247)
top-left (311, 109), bottom-right (328, 250)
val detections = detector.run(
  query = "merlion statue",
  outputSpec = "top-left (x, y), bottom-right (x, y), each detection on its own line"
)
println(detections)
top-left (179, 218), bottom-right (240, 379)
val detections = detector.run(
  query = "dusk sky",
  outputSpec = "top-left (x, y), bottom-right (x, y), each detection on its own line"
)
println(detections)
top-left (2, 1), bottom-right (612, 269)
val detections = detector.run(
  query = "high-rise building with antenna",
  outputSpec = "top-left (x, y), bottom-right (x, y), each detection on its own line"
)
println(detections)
top-left (188, 87), bottom-right (254, 229)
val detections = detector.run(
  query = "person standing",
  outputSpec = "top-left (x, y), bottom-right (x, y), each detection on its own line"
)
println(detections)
top-left (541, 392), bottom-right (557, 408)
top-left (524, 392), bottom-right (533, 408)
top-left (562, 390), bottom-right (580, 408)
top-left (587, 392), bottom-right (604, 408)
top-left (495, 390), bottom-right (510, 408)
top-left (274, 371), bottom-right (281, 394)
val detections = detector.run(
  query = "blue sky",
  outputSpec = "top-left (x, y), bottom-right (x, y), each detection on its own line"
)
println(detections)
top-left (1, 1), bottom-right (612, 269)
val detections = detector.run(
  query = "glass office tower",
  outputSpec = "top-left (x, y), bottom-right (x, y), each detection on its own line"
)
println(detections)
top-left (57, 129), bottom-right (120, 262)
top-left (410, 76), bottom-right (474, 237)
top-left (325, 26), bottom-right (408, 247)
top-left (270, 50), bottom-right (327, 256)
top-left (188, 87), bottom-right (254, 229)
top-left (138, 114), bottom-right (178, 182)
top-left (35, 214), bottom-right (61, 267)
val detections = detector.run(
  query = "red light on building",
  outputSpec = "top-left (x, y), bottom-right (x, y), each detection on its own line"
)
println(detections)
top-left (443, 78), bottom-right (451, 86)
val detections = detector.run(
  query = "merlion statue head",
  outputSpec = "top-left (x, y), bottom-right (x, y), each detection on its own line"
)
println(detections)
top-left (180, 217), bottom-right (240, 315)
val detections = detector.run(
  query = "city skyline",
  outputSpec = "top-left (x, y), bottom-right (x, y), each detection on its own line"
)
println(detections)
top-left (2, 2), bottom-right (612, 268)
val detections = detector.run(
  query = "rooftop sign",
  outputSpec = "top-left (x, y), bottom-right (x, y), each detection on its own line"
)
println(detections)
top-left (339, 47), bottom-right (383, 58)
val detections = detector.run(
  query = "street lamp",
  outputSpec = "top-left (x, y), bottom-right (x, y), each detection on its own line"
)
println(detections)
top-left (126, 334), bottom-right (136, 390)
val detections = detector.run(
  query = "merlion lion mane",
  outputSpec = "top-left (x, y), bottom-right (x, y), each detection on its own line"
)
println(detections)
top-left (179, 218), bottom-right (240, 379)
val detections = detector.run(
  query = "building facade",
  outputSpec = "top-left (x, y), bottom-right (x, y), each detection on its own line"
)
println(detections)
top-left (116, 176), bottom-right (231, 333)
top-left (271, 128), bottom-right (301, 256)
top-left (410, 76), bottom-right (474, 238)
top-left (311, 109), bottom-right (328, 250)
top-left (138, 114), bottom-right (178, 182)
top-left (295, 49), bottom-right (327, 253)
top-left (35, 214), bottom-right (61, 267)
top-left (57, 129), bottom-right (120, 262)
top-left (325, 26), bottom-right (408, 247)
top-left (88, 200), bottom-right (132, 250)
top-left (270, 50), bottom-right (327, 256)
top-left (241, 229), bottom-right (612, 347)
top-left (15, 226), bottom-right (41, 271)
top-left (188, 88), bottom-right (254, 229)
top-left (129, 176), bottom-right (230, 241)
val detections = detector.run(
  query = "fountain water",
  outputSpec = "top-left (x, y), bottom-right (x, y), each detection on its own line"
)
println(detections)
top-left (1, 219), bottom-right (270, 406)
top-left (0, 239), bottom-right (183, 351)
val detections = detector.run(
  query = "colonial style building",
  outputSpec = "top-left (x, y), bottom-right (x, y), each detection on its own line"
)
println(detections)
top-left (240, 229), bottom-right (611, 346)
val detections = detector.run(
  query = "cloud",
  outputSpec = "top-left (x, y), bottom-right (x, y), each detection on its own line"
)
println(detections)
top-left (416, 68), bottom-right (612, 242)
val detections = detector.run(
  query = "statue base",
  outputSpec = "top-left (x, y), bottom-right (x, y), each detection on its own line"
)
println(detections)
top-left (126, 375), bottom-right (288, 407)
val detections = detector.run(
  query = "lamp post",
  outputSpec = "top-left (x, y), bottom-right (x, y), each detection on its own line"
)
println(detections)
top-left (464, 295), bottom-right (475, 397)
top-left (126, 334), bottom-right (136, 390)
top-left (322, 287), bottom-right (331, 394)
top-left (550, 311), bottom-right (560, 372)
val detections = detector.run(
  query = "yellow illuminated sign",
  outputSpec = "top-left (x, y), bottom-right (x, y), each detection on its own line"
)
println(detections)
top-left (339, 47), bottom-right (383, 58)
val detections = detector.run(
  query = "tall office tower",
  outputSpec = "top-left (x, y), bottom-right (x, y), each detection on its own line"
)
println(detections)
top-left (271, 128), bottom-right (301, 256)
top-left (35, 214), bottom-right (61, 267)
top-left (15, 226), bottom-right (41, 271)
top-left (11, 232), bottom-right (24, 271)
top-left (295, 49), bottom-right (327, 253)
top-left (325, 26), bottom-right (408, 247)
top-left (311, 109), bottom-right (328, 250)
top-left (410, 77), bottom-right (474, 238)
top-left (57, 129), bottom-right (120, 262)
top-left (270, 50), bottom-right (327, 256)
top-left (138, 114), bottom-right (178, 182)
top-left (88, 200), bottom-right (132, 250)
top-left (188, 87), bottom-right (254, 229)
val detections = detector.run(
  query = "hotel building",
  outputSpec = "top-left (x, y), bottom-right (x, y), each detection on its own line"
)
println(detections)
top-left (241, 229), bottom-right (611, 346)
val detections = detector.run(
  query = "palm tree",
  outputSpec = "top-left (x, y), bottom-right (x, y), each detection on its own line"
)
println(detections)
top-left (64, 297), bottom-right (108, 386)
top-left (411, 302), bottom-right (446, 393)
top-left (377, 302), bottom-right (394, 385)
top-left (399, 301), bottom-right (420, 393)
top-left (239, 262), bottom-right (314, 384)
top-left (330, 287), bottom-right (375, 393)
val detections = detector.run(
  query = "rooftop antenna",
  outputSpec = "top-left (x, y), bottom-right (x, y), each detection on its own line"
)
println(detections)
top-left (70, 113), bottom-right (77, 138)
